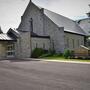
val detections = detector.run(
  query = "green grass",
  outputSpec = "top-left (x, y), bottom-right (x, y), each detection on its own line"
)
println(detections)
top-left (40, 54), bottom-right (90, 62)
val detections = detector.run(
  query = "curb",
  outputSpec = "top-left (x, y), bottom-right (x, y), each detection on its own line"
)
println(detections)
top-left (30, 58), bottom-right (90, 64)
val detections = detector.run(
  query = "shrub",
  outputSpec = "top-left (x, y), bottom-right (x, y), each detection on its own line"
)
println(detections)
top-left (31, 48), bottom-right (45, 58)
top-left (63, 49), bottom-right (71, 59)
top-left (48, 49), bottom-right (55, 55)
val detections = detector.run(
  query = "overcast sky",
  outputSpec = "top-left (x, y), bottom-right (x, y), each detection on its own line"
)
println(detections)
top-left (0, 0), bottom-right (90, 32)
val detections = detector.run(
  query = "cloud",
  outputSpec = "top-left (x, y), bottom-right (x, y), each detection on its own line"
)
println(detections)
top-left (34, 0), bottom-right (90, 19)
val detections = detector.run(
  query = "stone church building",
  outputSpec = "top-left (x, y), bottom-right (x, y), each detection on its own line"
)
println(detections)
top-left (0, 0), bottom-right (87, 59)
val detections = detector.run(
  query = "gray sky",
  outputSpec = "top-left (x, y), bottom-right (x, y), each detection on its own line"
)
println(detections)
top-left (0, 0), bottom-right (90, 32)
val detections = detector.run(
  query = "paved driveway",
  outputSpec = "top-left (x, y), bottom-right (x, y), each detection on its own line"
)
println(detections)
top-left (0, 59), bottom-right (90, 90)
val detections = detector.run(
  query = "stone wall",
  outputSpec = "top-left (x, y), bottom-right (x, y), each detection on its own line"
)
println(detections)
top-left (15, 31), bottom-right (31, 58)
top-left (18, 2), bottom-right (44, 36)
top-left (44, 15), bottom-right (65, 53)
top-left (31, 37), bottom-right (50, 51)
top-left (65, 32), bottom-right (85, 50)
top-left (0, 42), bottom-right (6, 59)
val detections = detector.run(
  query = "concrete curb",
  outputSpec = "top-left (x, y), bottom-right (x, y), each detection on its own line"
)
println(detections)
top-left (28, 58), bottom-right (90, 64)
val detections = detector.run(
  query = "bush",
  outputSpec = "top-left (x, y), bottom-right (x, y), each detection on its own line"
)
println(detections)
top-left (31, 48), bottom-right (45, 58)
top-left (63, 49), bottom-right (71, 59)
top-left (48, 49), bottom-right (55, 55)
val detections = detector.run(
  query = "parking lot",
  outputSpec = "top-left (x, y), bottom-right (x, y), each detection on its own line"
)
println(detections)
top-left (0, 59), bottom-right (90, 90)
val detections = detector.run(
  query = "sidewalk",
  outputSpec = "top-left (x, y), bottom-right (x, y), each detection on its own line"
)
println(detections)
top-left (27, 58), bottom-right (90, 64)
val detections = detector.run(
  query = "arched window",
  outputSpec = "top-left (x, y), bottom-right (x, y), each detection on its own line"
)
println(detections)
top-left (72, 39), bottom-right (75, 48)
top-left (29, 18), bottom-right (33, 32)
top-left (43, 43), bottom-right (45, 49)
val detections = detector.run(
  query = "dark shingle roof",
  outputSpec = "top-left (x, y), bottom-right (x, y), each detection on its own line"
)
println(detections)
top-left (31, 31), bottom-right (38, 37)
top-left (7, 28), bottom-right (20, 38)
top-left (43, 9), bottom-right (86, 36)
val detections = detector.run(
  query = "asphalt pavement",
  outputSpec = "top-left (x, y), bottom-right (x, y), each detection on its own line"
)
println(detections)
top-left (0, 59), bottom-right (90, 90)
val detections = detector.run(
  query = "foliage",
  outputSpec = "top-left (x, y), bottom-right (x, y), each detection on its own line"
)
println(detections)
top-left (48, 49), bottom-right (55, 55)
top-left (31, 47), bottom-right (75, 59)
top-left (40, 52), bottom-right (63, 58)
top-left (63, 49), bottom-right (71, 59)
top-left (70, 50), bottom-right (74, 59)
top-left (31, 48), bottom-right (45, 58)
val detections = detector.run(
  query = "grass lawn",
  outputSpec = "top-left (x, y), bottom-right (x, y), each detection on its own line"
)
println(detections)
top-left (40, 55), bottom-right (90, 62)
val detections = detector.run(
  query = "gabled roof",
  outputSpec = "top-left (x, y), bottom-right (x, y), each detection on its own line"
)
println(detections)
top-left (7, 28), bottom-right (20, 39)
top-left (0, 33), bottom-right (14, 41)
top-left (43, 9), bottom-right (86, 36)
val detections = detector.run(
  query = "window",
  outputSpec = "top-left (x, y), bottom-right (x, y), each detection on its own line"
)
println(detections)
top-left (30, 18), bottom-right (33, 32)
top-left (36, 43), bottom-right (38, 48)
top-left (7, 52), bottom-right (15, 56)
top-left (7, 44), bottom-right (14, 51)
top-left (52, 41), bottom-right (54, 50)
top-left (66, 38), bottom-right (69, 48)
top-left (72, 39), bottom-right (74, 48)
top-left (77, 40), bottom-right (79, 47)
top-left (7, 44), bottom-right (15, 57)
top-left (43, 43), bottom-right (45, 49)
top-left (81, 40), bottom-right (83, 45)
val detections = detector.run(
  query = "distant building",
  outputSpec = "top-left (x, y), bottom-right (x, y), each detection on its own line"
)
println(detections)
top-left (78, 15), bottom-right (90, 35)
top-left (78, 11), bottom-right (90, 46)
top-left (0, 0), bottom-right (86, 59)
top-left (78, 4), bottom-right (90, 35)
